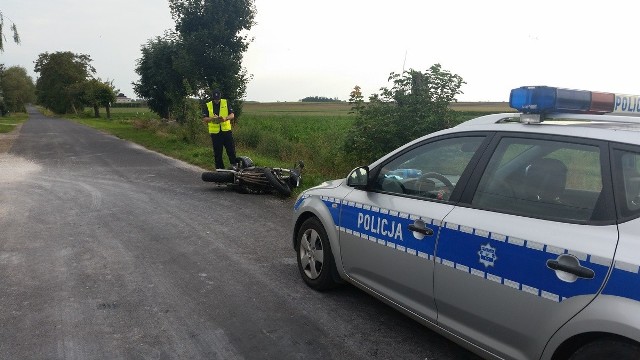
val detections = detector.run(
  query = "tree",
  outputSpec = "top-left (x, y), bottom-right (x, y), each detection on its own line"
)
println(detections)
top-left (0, 11), bottom-right (20, 52)
top-left (0, 65), bottom-right (35, 112)
top-left (168, 0), bottom-right (256, 115)
top-left (83, 79), bottom-right (117, 118)
top-left (348, 85), bottom-right (365, 114)
top-left (133, 34), bottom-right (187, 120)
top-left (34, 51), bottom-right (95, 114)
top-left (344, 64), bottom-right (465, 164)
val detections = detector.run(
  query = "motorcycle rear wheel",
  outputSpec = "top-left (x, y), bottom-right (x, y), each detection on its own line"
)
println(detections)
top-left (263, 168), bottom-right (292, 197)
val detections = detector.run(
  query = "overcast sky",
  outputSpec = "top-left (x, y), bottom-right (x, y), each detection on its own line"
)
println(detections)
top-left (2, 1), bottom-right (639, 103)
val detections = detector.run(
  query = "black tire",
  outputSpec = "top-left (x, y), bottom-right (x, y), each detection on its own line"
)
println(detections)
top-left (263, 168), bottom-right (291, 197)
top-left (570, 339), bottom-right (640, 360)
top-left (296, 217), bottom-right (340, 291)
top-left (201, 171), bottom-right (235, 183)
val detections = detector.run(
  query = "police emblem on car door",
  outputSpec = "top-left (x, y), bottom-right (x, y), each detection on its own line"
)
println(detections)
top-left (434, 135), bottom-right (617, 360)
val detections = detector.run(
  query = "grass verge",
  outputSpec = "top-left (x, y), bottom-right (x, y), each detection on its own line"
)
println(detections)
top-left (65, 107), bottom-right (358, 196)
top-left (0, 112), bottom-right (29, 134)
top-left (62, 103), bottom-right (509, 196)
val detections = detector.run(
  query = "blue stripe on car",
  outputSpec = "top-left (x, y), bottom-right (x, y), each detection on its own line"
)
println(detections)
top-left (319, 196), bottom-right (623, 303)
top-left (437, 225), bottom-right (609, 301)
top-left (602, 262), bottom-right (640, 301)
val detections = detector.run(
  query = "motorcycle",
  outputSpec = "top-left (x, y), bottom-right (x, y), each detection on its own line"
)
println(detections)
top-left (201, 156), bottom-right (304, 197)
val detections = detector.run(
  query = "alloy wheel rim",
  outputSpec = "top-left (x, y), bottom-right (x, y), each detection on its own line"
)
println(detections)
top-left (299, 228), bottom-right (324, 279)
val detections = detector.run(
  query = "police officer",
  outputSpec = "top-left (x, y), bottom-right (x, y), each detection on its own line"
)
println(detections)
top-left (202, 89), bottom-right (237, 169)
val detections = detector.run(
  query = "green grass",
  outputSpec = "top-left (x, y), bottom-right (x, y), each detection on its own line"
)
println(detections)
top-left (59, 102), bottom-right (510, 195)
top-left (235, 113), bottom-right (356, 184)
top-left (66, 105), bottom-right (358, 195)
top-left (0, 112), bottom-right (29, 133)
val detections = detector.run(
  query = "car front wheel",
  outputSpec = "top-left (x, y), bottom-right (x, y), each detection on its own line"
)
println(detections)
top-left (569, 339), bottom-right (640, 360)
top-left (296, 217), bottom-right (339, 291)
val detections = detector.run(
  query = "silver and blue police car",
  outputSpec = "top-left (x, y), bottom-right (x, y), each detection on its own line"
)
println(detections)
top-left (292, 86), bottom-right (640, 360)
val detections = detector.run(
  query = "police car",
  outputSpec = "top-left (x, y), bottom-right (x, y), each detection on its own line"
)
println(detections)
top-left (292, 86), bottom-right (640, 360)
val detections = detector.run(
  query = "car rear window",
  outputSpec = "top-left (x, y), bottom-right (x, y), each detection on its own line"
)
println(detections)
top-left (472, 137), bottom-right (602, 223)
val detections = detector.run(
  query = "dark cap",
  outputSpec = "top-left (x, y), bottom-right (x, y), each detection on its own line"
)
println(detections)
top-left (212, 89), bottom-right (221, 100)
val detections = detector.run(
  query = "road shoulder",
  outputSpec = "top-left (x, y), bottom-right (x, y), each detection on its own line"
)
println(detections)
top-left (0, 123), bottom-right (23, 154)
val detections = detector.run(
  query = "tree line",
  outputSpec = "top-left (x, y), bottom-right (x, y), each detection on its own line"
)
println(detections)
top-left (1, 2), bottom-right (468, 166)
top-left (1, 0), bottom-right (258, 122)
top-left (300, 96), bottom-right (343, 103)
top-left (34, 52), bottom-right (116, 117)
top-left (1, 52), bottom-right (117, 118)
top-left (0, 65), bottom-right (34, 115)
top-left (0, 10), bottom-right (30, 115)
top-left (133, 0), bottom-right (257, 122)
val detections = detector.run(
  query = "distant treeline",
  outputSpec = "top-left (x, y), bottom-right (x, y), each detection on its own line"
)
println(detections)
top-left (111, 101), bottom-right (148, 108)
top-left (299, 96), bottom-right (344, 103)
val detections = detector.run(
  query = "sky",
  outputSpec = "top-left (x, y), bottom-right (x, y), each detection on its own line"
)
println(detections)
top-left (2, 0), bottom-right (640, 103)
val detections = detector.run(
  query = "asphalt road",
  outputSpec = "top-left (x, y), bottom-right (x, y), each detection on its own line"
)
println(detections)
top-left (0, 107), bottom-right (480, 360)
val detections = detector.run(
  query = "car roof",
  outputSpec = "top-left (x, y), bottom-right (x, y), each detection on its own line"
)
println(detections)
top-left (451, 112), bottom-right (640, 144)
top-left (366, 111), bottom-right (640, 170)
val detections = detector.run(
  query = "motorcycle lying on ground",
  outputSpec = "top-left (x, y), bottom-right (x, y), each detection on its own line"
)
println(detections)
top-left (201, 156), bottom-right (304, 197)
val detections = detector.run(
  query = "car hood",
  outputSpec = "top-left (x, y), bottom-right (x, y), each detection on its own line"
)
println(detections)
top-left (308, 178), bottom-right (345, 191)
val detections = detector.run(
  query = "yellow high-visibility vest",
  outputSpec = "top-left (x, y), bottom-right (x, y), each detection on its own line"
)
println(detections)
top-left (206, 99), bottom-right (231, 134)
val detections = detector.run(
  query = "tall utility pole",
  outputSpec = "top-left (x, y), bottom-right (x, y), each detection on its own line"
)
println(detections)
top-left (402, 50), bottom-right (407, 72)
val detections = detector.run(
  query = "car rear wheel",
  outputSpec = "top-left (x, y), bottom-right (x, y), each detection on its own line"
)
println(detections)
top-left (296, 217), bottom-right (339, 291)
top-left (569, 339), bottom-right (640, 360)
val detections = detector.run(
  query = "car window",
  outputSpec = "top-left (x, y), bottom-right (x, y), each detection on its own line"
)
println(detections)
top-left (472, 137), bottom-right (602, 222)
top-left (372, 136), bottom-right (485, 201)
top-left (614, 149), bottom-right (640, 218)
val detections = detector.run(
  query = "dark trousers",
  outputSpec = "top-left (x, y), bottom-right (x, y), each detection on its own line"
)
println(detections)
top-left (210, 131), bottom-right (237, 169)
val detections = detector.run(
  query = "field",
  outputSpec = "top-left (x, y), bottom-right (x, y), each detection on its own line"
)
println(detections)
top-left (449, 102), bottom-right (512, 113)
top-left (242, 101), bottom-right (512, 116)
top-left (238, 102), bottom-right (514, 181)
top-left (243, 101), bottom-right (354, 116)
top-left (57, 101), bottom-right (514, 193)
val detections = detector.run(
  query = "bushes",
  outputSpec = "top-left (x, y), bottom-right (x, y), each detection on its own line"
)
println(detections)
top-left (233, 114), bottom-right (355, 178)
top-left (344, 64), bottom-right (465, 164)
top-left (255, 133), bottom-right (293, 159)
top-left (234, 125), bottom-right (261, 148)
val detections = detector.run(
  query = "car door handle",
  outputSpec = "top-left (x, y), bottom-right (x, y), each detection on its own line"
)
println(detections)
top-left (408, 224), bottom-right (434, 236)
top-left (546, 259), bottom-right (595, 279)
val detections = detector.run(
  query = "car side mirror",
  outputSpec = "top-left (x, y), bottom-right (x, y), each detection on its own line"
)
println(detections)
top-left (347, 166), bottom-right (369, 188)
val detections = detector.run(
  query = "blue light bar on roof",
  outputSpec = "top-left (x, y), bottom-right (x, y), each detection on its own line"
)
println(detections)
top-left (510, 86), bottom-right (616, 114)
